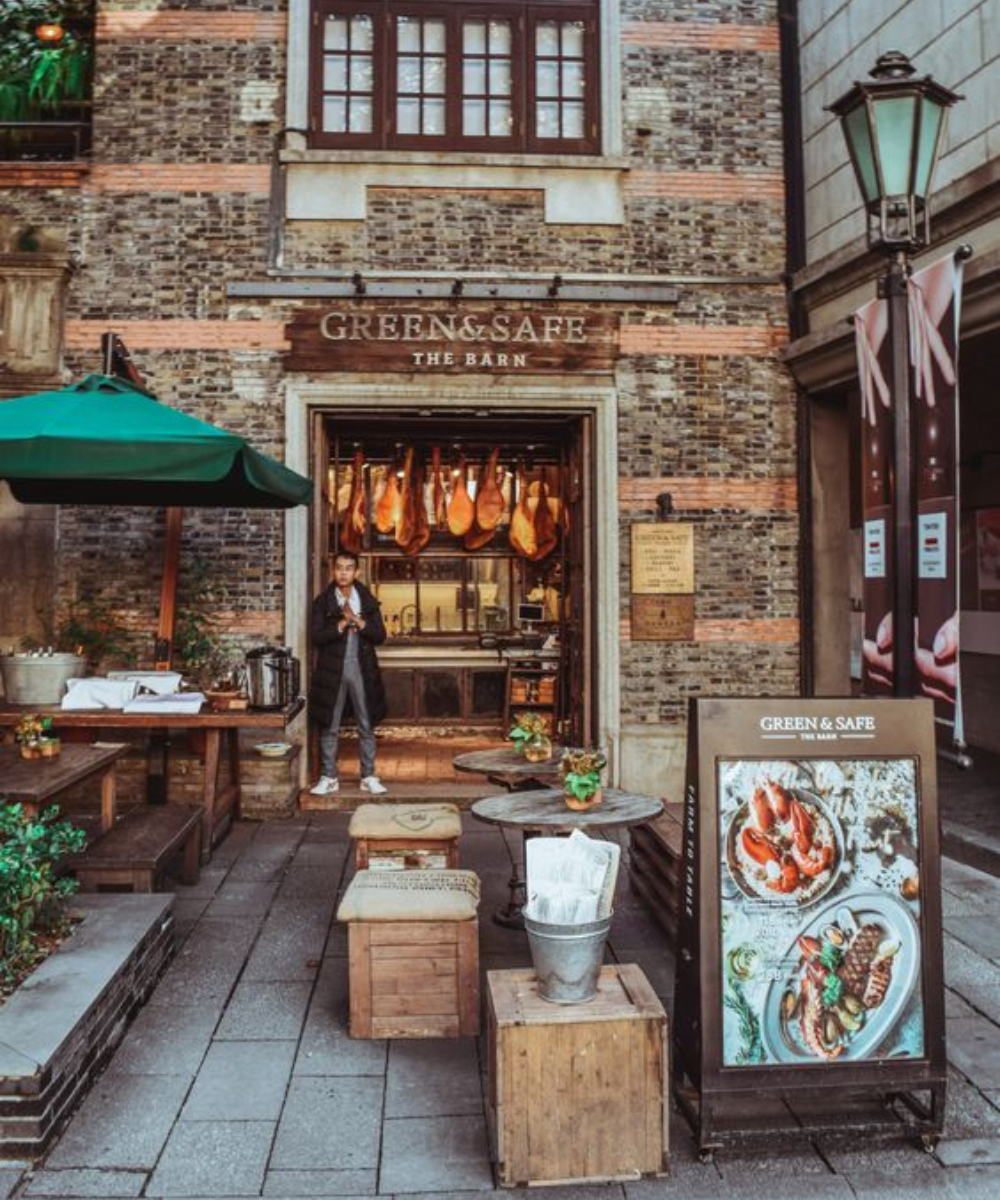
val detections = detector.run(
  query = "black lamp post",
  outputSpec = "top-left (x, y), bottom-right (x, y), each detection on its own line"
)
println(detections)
top-left (828, 51), bottom-right (961, 697)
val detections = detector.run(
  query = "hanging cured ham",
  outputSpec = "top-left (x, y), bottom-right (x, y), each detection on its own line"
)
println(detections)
top-left (337, 448), bottom-right (366, 554)
top-left (401, 459), bottom-right (431, 556)
top-left (376, 455), bottom-right (402, 533)
top-left (510, 464), bottom-right (536, 559)
top-left (528, 479), bottom-right (558, 561)
top-left (475, 447), bottom-right (504, 530)
top-left (431, 447), bottom-right (447, 527)
top-left (447, 452), bottom-right (475, 536)
top-left (395, 447), bottom-right (417, 549)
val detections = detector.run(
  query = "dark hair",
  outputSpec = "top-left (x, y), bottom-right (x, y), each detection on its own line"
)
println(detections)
top-left (333, 549), bottom-right (360, 567)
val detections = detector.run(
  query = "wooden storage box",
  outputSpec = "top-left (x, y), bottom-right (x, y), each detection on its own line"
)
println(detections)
top-left (487, 964), bottom-right (668, 1187)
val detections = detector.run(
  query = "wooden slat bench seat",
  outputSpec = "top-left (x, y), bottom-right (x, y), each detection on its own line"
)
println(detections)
top-left (629, 801), bottom-right (684, 942)
top-left (70, 805), bottom-right (202, 893)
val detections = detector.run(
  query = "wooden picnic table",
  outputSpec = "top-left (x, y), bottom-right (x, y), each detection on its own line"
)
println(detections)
top-left (0, 699), bottom-right (304, 860)
top-left (0, 743), bottom-right (126, 833)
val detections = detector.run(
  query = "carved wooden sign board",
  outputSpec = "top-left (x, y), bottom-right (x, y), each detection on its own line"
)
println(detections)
top-left (285, 306), bottom-right (620, 373)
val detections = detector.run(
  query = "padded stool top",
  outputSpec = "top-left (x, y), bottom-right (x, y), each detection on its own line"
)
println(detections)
top-left (337, 869), bottom-right (480, 923)
top-left (349, 802), bottom-right (461, 841)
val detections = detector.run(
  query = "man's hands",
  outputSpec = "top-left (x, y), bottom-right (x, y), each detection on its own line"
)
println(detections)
top-left (339, 602), bottom-right (366, 633)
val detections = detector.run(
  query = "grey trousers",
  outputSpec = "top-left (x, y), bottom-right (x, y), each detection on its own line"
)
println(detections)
top-left (319, 657), bottom-right (376, 779)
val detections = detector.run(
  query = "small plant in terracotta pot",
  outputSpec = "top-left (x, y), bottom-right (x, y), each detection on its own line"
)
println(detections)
top-left (559, 747), bottom-right (606, 810)
top-left (14, 713), bottom-right (61, 760)
top-left (508, 712), bottom-right (552, 759)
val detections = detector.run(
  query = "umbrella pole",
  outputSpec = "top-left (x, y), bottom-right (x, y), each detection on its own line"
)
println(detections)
top-left (155, 506), bottom-right (184, 669)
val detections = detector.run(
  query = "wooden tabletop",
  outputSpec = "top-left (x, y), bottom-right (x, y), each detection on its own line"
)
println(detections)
top-left (0, 697), bottom-right (304, 730)
top-left (453, 746), bottom-right (563, 788)
top-left (0, 743), bottom-right (126, 804)
top-left (471, 787), bottom-right (664, 835)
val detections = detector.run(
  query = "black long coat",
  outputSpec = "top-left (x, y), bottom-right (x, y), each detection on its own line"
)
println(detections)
top-left (308, 581), bottom-right (387, 729)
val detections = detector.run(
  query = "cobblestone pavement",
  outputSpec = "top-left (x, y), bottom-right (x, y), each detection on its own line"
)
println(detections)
top-left (5, 814), bottom-right (1000, 1199)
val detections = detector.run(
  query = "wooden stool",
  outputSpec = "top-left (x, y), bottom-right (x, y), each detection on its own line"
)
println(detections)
top-left (337, 868), bottom-right (480, 1038)
top-left (348, 802), bottom-right (461, 870)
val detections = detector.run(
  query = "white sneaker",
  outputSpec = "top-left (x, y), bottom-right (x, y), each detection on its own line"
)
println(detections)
top-left (361, 775), bottom-right (388, 795)
top-left (310, 775), bottom-right (339, 796)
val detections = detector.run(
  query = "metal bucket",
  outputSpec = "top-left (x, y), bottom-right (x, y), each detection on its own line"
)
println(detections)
top-left (524, 913), bottom-right (613, 1004)
top-left (0, 653), bottom-right (86, 705)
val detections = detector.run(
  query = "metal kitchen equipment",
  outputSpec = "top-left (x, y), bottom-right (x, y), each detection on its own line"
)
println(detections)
top-left (245, 646), bottom-right (300, 710)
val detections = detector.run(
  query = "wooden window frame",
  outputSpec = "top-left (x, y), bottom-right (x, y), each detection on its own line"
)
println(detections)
top-left (309, 0), bottom-right (599, 154)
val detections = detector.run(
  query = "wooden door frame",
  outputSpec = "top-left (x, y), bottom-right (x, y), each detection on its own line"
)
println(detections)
top-left (283, 376), bottom-right (621, 781)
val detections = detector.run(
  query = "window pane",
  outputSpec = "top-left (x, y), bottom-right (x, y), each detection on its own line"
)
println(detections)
top-left (424, 56), bottom-right (446, 94)
top-left (489, 100), bottom-right (512, 136)
top-left (398, 55), bottom-right (421, 94)
top-left (424, 98), bottom-right (446, 134)
top-left (324, 57), bottom-right (348, 91)
top-left (473, 559), bottom-right (511, 632)
top-left (464, 99), bottom-right (486, 135)
top-left (562, 101), bottom-right (585, 138)
top-left (464, 58), bottom-right (486, 94)
top-left (323, 96), bottom-right (347, 132)
top-left (536, 21), bottom-right (560, 56)
top-left (489, 60), bottom-right (511, 95)
top-left (397, 16), bottom-right (420, 52)
top-left (464, 19), bottom-right (486, 53)
top-left (424, 19), bottom-right (446, 53)
top-left (324, 17), bottom-right (348, 50)
top-left (397, 98), bottom-right (420, 134)
top-left (489, 20), bottom-right (511, 54)
top-left (536, 60), bottom-right (559, 97)
top-left (352, 15), bottom-right (373, 52)
top-left (350, 56), bottom-right (373, 91)
top-left (349, 96), bottom-right (372, 132)
top-left (562, 21), bottom-right (585, 58)
top-left (536, 101), bottom-right (559, 138)
top-left (562, 61), bottom-right (584, 99)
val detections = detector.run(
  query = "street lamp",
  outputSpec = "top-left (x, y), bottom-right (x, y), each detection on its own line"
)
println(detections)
top-left (828, 52), bottom-right (961, 697)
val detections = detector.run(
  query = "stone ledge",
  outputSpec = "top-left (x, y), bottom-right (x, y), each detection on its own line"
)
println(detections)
top-left (0, 895), bottom-right (174, 1158)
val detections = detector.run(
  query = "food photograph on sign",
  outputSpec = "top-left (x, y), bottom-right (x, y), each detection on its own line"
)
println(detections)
top-left (718, 758), bottom-right (924, 1068)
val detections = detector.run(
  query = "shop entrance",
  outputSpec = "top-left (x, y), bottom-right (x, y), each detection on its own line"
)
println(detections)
top-left (308, 408), bottom-right (598, 789)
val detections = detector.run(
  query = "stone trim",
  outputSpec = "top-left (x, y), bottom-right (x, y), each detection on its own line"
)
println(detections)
top-left (620, 617), bottom-right (800, 643)
top-left (621, 21), bottom-right (780, 52)
top-left (0, 895), bottom-right (174, 1158)
top-left (0, 164), bottom-right (89, 189)
top-left (619, 477), bottom-right (798, 513)
top-left (96, 12), bottom-right (287, 42)
top-left (85, 165), bottom-right (270, 194)
top-left (625, 170), bottom-right (784, 202)
top-left (620, 324), bottom-right (789, 356)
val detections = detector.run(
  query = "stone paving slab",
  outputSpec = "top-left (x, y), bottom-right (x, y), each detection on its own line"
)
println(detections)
top-left (277, 866), bottom-right (344, 900)
top-left (22, 1167), bottom-right (145, 1196)
top-left (379, 1114), bottom-right (494, 1194)
top-left (45, 1074), bottom-right (190, 1170)
top-left (293, 959), bottom-right (387, 1077)
top-left (0, 1170), bottom-right (23, 1200)
top-left (845, 1162), bottom-right (1000, 1199)
top-left (385, 1039), bottom-right (482, 1118)
top-left (241, 910), bottom-right (332, 983)
top-left (270, 1077), bottom-right (384, 1171)
top-left (944, 915), bottom-right (1000, 963)
top-left (181, 1040), bottom-right (296, 1121)
top-left (204, 879), bottom-right (282, 918)
top-left (262, 1168), bottom-right (377, 1196)
top-left (943, 937), bottom-right (1000, 1025)
top-left (942, 1066), bottom-right (1000, 1138)
top-left (104, 1002), bottom-right (219, 1077)
top-left (937, 1137), bottom-right (1000, 1166)
top-left (148, 917), bottom-right (261, 1010)
top-left (215, 981), bottom-right (313, 1041)
top-left (945, 1016), bottom-right (1000, 1089)
top-left (145, 1120), bottom-right (275, 1197)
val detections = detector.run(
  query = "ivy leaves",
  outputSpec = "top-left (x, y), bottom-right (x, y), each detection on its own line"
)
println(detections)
top-left (0, 3), bottom-right (93, 123)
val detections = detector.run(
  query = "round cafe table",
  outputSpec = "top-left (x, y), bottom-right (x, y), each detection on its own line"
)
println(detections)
top-left (471, 786), bottom-right (664, 927)
top-left (452, 745), bottom-right (563, 790)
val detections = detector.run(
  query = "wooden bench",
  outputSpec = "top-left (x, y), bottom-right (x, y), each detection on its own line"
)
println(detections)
top-left (70, 805), bottom-right (202, 893)
top-left (628, 802), bottom-right (684, 941)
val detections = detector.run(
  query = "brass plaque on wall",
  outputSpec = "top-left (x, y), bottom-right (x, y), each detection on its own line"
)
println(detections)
top-left (631, 524), bottom-right (695, 594)
top-left (631, 594), bottom-right (695, 641)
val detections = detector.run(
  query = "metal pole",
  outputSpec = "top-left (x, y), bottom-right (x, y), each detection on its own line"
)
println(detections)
top-left (884, 250), bottom-right (916, 696)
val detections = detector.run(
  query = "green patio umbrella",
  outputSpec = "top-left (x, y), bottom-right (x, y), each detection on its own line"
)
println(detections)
top-left (0, 374), bottom-right (312, 507)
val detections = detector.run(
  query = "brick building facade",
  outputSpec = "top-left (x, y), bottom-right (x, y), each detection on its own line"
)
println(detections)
top-left (0, 0), bottom-right (797, 798)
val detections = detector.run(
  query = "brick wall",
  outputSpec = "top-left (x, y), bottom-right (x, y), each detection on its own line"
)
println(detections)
top-left (0, 0), bottom-right (797, 732)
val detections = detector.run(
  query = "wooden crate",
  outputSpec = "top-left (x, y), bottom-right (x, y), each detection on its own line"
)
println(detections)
top-left (487, 964), bottom-right (668, 1187)
top-left (348, 919), bottom-right (480, 1038)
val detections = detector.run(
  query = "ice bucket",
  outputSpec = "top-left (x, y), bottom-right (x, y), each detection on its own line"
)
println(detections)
top-left (0, 653), bottom-right (86, 705)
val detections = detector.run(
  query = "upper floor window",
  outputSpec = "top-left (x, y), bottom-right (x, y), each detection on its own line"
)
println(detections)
top-left (310, 1), bottom-right (599, 153)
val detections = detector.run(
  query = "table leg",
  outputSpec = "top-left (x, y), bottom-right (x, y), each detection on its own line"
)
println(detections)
top-left (492, 830), bottom-right (537, 930)
top-left (227, 728), bottom-right (241, 823)
top-left (99, 764), bottom-right (117, 833)
top-left (201, 729), bottom-right (221, 863)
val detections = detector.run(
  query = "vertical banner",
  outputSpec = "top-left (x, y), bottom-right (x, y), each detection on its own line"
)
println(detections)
top-left (855, 296), bottom-right (895, 696)
top-left (854, 256), bottom-right (964, 743)
top-left (910, 255), bottom-right (963, 742)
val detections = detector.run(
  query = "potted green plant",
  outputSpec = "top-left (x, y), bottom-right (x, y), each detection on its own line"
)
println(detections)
top-left (508, 711), bottom-right (552, 761)
top-left (559, 747), bottom-right (607, 810)
top-left (14, 712), bottom-right (60, 759)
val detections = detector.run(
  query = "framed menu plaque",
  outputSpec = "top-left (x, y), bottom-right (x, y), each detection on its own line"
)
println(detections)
top-left (630, 524), bottom-right (695, 595)
top-left (672, 698), bottom-right (946, 1159)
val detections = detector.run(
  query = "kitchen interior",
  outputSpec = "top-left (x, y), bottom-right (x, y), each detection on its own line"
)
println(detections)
top-left (315, 411), bottom-right (594, 785)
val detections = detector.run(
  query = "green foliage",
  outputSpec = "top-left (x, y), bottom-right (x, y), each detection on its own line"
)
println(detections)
top-left (724, 977), bottom-right (765, 1065)
top-left (23, 593), bottom-right (135, 668)
top-left (559, 747), bottom-right (607, 800)
top-left (174, 558), bottom-right (237, 688)
top-left (0, 3), bottom-right (94, 123)
top-left (0, 803), bottom-right (85, 982)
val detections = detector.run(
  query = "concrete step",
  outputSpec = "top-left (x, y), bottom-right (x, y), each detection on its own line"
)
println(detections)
top-left (299, 780), bottom-right (496, 811)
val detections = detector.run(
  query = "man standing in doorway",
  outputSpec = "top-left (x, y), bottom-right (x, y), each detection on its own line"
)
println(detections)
top-left (309, 550), bottom-right (388, 795)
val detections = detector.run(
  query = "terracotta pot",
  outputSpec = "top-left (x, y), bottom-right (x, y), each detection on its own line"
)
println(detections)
top-left (564, 786), bottom-right (602, 811)
top-left (20, 739), bottom-right (60, 760)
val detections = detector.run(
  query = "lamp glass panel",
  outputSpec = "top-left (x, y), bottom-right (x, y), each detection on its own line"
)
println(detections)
top-left (843, 102), bottom-right (878, 203)
top-left (872, 94), bottom-right (918, 196)
top-left (913, 97), bottom-right (946, 198)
